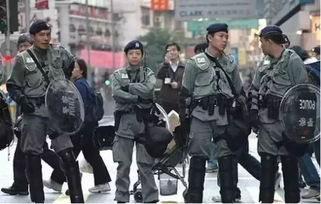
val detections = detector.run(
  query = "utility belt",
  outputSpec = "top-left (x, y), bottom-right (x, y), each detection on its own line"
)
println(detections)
top-left (28, 96), bottom-right (46, 107)
top-left (192, 94), bottom-right (233, 116)
top-left (258, 93), bottom-right (282, 120)
top-left (114, 106), bottom-right (151, 131)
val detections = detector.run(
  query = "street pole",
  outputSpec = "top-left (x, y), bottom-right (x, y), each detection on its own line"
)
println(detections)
top-left (25, 0), bottom-right (30, 30)
top-left (4, 0), bottom-right (11, 80)
top-left (85, 0), bottom-right (92, 84)
top-left (110, 0), bottom-right (115, 70)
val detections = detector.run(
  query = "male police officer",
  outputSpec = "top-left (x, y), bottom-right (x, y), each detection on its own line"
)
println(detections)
top-left (111, 40), bottom-right (159, 203)
top-left (181, 23), bottom-right (243, 203)
top-left (248, 25), bottom-right (308, 203)
top-left (6, 20), bottom-right (83, 203)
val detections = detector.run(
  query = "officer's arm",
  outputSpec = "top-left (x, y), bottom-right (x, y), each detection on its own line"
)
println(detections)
top-left (248, 69), bottom-right (261, 110)
top-left (6, 55), bottom-right (26, 103)
top-left (111, 72), bottom-right (138, 103)
top-left (287, 55), bottom-right (309, 85)
top-left (231, 64), bottom-right (243, 95)
top-left (128, 69), bottom-right (155, 99)
top-left (60, 46), bottom-right (75, 79)
top-left (181, 59), bottom-right (196, 97)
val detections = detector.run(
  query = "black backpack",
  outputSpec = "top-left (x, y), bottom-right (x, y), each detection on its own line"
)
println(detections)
top-left (0, 93), bottom-right (13, 150)
top-left (89, 89), bottom-right (104, 122)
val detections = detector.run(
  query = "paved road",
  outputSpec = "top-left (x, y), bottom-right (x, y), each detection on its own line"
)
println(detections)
top-left (0, 132), bottom-right (319, 203)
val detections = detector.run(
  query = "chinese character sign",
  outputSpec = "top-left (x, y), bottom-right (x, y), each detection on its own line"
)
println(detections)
top-left (151, 0), bottom-right (169, 11)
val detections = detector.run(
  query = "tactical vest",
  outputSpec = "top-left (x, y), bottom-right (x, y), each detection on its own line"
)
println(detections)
top-left (20, 45), bottom-right (66, 97)
top-left (191, 52), bottom-right (235, 99)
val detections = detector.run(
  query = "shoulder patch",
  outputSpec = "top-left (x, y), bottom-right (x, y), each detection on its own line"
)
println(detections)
top-left (193, 53), bottom-right (210, 70)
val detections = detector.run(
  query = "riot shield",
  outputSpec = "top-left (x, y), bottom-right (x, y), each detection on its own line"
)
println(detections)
top-left (280, 84), bottom-right (320, 144)
top-left (45, 79), bottom-right (84, 135)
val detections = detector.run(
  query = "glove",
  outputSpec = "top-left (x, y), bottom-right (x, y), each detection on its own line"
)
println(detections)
top-left (121, 85), bottom-right (129, 92)
top-left (137, 96), bottom-right (153, 104)
top-left (266, 94), bottom-right (281, 120)
top-left (20, 97), bottom-right (35, 113)
top-left (249, 109), bottom-right (259, 129)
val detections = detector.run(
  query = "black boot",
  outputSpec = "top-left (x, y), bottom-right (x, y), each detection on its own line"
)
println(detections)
top-left (59, 149), bottom-right (84, 203)
top-left (259, 153), bottom-right (277, 203)
top-left (1, 184), bottom-right (28, 195)
top-left (25, 154), bottom-right (45, 203)
top-left (281, 156), bottom-right (300, 203)
top-left (218, 155), bottom-right (237, 203)
top-left (184, 156), bottom-right (206, 203)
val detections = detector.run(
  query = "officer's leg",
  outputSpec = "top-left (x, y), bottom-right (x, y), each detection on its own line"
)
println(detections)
top-left (259, 153), bottom-right (277, 203)
top-left (136, 142), bottom-right (159, 202)
top-left (281, 155), bottom-right (300, 203)
top-left (184, 118), bottom-right (209, 203)
top-left (58, 148), bottom-right (84, 203)
top-left (218, 155), bottom-right (237, 203)
top-left (13, 137), bottom-right (28, 191)
top-left (21, 115), bottom-right (47, 203)
top-left (25, 154), bottom-right (44, 202)
top-left (51, 133), bottom-right (83, 203)
top-left (112, 136), bottom-right (134, 203)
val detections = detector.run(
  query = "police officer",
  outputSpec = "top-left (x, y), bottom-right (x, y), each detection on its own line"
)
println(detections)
top-left (6, 20), bottom-right (83, 203)
top-left (111, 40), bottom-right (159, 203)
top-left (248, 25), bottom-right (309, 203)
top-left (181, 23), bottom-right (243, 203)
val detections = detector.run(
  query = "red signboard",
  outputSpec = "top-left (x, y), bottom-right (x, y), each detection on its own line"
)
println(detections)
top-left (151, 0), bottom-right (169, 11)
top-left (35, 0), bottom-right (49, 9)
top-left (80, 49), bottom-right (125, 69)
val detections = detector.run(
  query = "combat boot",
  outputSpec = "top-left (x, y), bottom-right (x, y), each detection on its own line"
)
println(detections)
top-left (183, 156), bottom-right (206, 203)
top-left (25, 154), bottom-right (45, 203)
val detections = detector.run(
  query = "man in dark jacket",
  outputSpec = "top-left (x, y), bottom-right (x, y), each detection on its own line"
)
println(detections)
top-left (156, 42), bottom-right (185, 113)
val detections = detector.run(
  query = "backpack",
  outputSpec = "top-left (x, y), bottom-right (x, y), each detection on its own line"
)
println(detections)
top-left (0, 92), bottom-right (14, 150)
top-left (89, 89), bottom-right (104, 122)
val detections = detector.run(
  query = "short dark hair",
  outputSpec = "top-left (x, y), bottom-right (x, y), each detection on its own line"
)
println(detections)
top-left (76, 58), bottom-right (88, 79)
top-left (17, 33), bottom-right (33, 48)
top-left (165, 42), bottom-right (181, 52)
top-left (194, 43), bottom-right (208, 54)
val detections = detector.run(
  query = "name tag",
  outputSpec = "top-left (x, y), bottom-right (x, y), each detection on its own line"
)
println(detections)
top-left (164, 77), bottom-right (171, 84)
top-left (121, 73), bottom-right (128, 79)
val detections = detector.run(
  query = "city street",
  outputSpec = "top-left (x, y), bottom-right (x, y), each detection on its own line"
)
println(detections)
top-left (0, 132), bottom-right (319, 203)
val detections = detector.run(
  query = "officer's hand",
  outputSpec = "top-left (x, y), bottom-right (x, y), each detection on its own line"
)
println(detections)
top-left (137, 96), bottom-right (153, 104)
top-left (121, 85), bottom-right (129, 92)
top-left (21, 97), bottom-right (35, 113)
top-left (249, 109), bottom-right (259, 128)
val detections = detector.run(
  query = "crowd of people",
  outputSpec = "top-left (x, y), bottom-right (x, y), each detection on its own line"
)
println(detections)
top-left (0, 19), bottom-right (320, 203)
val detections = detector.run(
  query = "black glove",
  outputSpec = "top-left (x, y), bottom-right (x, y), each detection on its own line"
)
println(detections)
top-left (121, 85), bottom-right (129, 92)
top-left (20, 97), bottom-right (35, 113)
top-left (137, 96), bottom-right (153, 104)
top-left (249, 109), bottom-right (259, 128)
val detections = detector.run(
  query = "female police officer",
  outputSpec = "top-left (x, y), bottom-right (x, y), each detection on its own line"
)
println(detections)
top-left (248, 25), bottom-right (309, 203)
top-left (181, 23), bottom-right (243, 203)
top-left (111, 40), bottom-right (159, 203)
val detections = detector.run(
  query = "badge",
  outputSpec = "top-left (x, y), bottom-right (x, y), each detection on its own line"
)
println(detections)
top-left (26, 57), bottom-right (34, 63)
top-left (196, 57), bottom-right (206, 64)
top-left (263, 59), bottom-right (270, 65)
top-left (164, 77), bottom-right (171, 84)
top-left (121, 73), bottom-right (128, 79)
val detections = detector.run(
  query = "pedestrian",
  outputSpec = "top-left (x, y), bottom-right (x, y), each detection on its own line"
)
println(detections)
top-left (248, 25), bottom-right (309, 203)
top-left (111, 40), bottom-right (159, 203)
top-left (181, 23), bottom-right (243, 203)
top-left (1, 33), bottom-right (66, 197)
top-left (44, 58), bottom-right (112, 193)
top-left (6, 20), bottom-right (83, 203)
top-left (155, 42), bottom-right (185, 113)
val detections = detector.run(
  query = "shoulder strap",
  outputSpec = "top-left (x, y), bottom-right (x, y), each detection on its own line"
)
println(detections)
top-left (204, 52), bottom-right (237, 96)
top-left (26, 49), bottom-right (50, 85)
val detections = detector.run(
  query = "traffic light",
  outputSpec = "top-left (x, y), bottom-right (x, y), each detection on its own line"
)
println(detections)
top-left (0, 0), bottom-right (18, 33)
